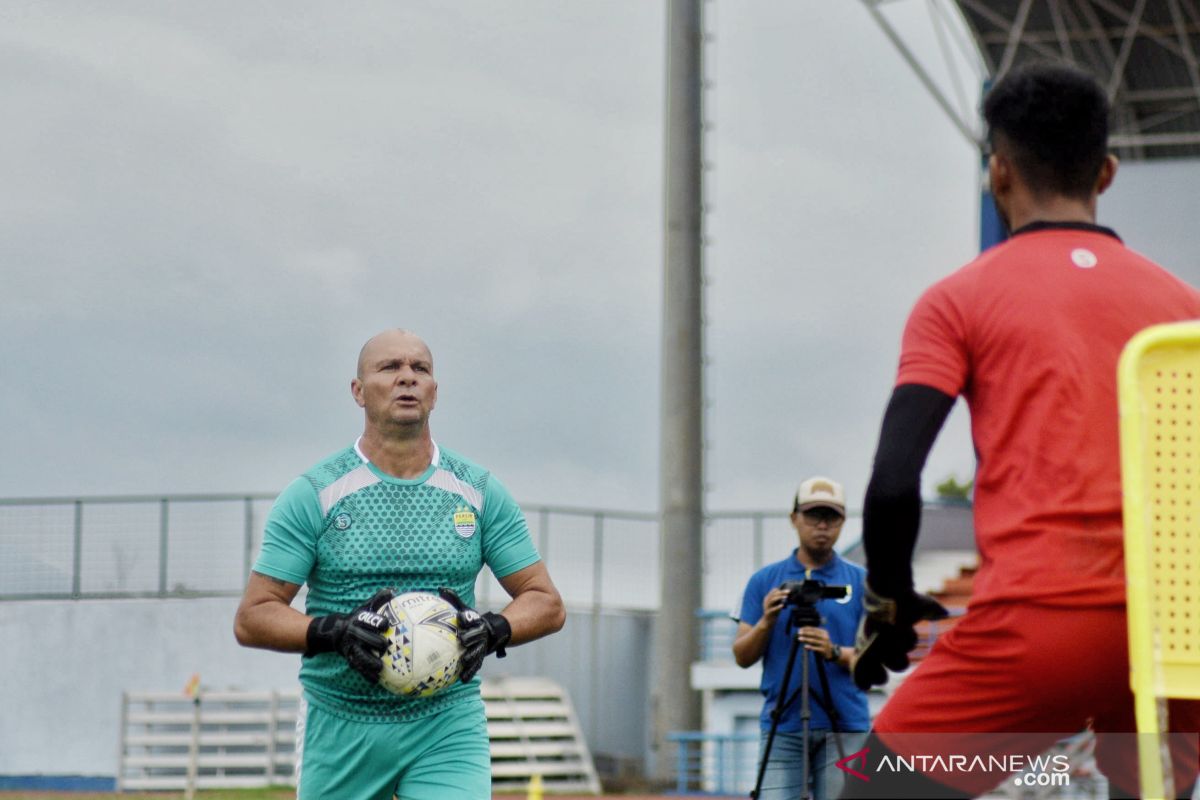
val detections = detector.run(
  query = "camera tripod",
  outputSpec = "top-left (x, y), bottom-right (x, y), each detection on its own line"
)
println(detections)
top-left (750, 603), bottom-right (847, 800)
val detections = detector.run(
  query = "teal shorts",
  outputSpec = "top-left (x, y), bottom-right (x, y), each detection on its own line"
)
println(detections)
top-left (296, 694), bottom-right (492, 800)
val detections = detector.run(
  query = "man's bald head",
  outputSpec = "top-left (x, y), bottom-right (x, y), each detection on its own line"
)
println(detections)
top-left (357, 329), bottom-right (433, 379)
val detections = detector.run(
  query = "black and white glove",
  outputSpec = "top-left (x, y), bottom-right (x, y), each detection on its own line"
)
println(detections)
top-left (852, 582), bottom-right (949, 691)
top-left (438, 587), bottom-right (512, 683)
top-left (305, 589), bottom-right (395, 685)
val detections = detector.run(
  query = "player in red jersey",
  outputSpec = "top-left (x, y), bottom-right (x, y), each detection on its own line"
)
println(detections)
top-left (842, 63), bottom-right (1200, 798)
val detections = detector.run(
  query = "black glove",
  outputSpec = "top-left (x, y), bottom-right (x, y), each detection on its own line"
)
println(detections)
top-left (438, 587), bottom-right (512, 683)
top-left (305, 589), bottom-right (395, 685)
top-left (852, 582), bottom-right (949, 691)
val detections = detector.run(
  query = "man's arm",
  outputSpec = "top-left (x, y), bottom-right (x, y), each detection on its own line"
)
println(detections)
top-left (731, 622), bottom-right (765, 668)
top-left (852, 383), bottom-right (956, 689)
top-left (233, 571), bottom-right (308, 652)
top-left (235, 477), bottom-right (324, 653)
top-left (830, 642), bottom-right (856, 670)
top-left (438, 560), bottom-right (565, 684)
top-left (234, 572), bottom-right (395, 684)
top-left (731, 586), bottom-right (788, 668)
top-left (494, 560), bottom-right (566, 645)
top-left (732, 601), bottom-right (858, 670)
top-left (862, 383), bottom-right (956, 595)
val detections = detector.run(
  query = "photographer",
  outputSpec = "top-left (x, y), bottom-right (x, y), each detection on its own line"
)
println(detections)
top-left (733, 476), bottom-right (869, 800)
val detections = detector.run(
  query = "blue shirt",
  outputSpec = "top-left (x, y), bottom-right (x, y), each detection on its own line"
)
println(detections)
top-left (736, 551), bottom-right (870, 732)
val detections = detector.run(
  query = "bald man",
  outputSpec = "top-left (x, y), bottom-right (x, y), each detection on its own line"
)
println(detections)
top-left (235, 329), bottom-right (565, 800)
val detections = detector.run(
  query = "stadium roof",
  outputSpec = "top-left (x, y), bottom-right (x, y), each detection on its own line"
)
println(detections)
top-left (956, 0), bottom-right (1200, 160)
top-left (864, 0), bottom-right (1200, 160)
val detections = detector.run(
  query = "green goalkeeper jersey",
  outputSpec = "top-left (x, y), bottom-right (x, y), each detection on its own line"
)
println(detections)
top-left (253, 439), bottom-right (540, 723)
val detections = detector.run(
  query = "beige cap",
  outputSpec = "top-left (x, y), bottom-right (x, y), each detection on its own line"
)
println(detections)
top-left (794, 476), bottom-right (845, 513)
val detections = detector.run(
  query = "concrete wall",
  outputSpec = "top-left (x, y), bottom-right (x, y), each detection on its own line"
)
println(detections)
top-left (485, 606), bottom-right (656, 774)
top-left (0, 598), bottom-right (653, 781)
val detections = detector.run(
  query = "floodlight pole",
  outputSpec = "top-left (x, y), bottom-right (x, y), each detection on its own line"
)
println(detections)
top-left (654, 0), bottom-right (704, 782)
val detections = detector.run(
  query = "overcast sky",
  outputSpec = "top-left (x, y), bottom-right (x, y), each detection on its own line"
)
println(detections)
top-left (3, 2), bottom-right (1198, 514)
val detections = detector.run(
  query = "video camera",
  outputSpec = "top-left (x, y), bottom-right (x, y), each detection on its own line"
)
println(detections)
top-left (780, 578), bottom-right (848, 608)
top-left (753, 577), bottom-right (854, 798)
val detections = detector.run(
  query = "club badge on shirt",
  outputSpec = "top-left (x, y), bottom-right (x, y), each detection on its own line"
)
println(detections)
top-left (836, 584), bottom-right (853, 604)
top-left (453, 506), bottom-right (477, 539)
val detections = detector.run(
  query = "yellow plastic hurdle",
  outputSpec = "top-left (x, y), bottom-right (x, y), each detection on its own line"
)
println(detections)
top-left (1118, 320), bottom-right (1200, 800)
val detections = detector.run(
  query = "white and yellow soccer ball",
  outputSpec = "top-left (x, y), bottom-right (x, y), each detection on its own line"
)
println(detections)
top-left (378, 591), bottom-right (464, 697)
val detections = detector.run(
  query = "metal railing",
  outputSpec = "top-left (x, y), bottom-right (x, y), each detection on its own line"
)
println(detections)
top-left (697, 608), bottom-right (738, 662)
top-left (0, 493), bottom-right (895, 613)
top-left (0, 493), bottom-right (273, 601)
top-left (666, 731), bottom-right (760, 795)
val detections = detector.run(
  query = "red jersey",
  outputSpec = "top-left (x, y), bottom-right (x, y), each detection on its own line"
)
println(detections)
top-left (898, 224), bottom-right (1200, 607)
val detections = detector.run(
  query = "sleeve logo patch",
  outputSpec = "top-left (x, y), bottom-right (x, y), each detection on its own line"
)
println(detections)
top-left (333, 513), bottom-right (353, 531)
top-left (453, 507), bottom-right (477, 539)
top-left (1070, 248), bottom-right (1098, 268)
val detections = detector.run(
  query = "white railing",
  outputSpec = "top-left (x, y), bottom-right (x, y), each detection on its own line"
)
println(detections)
top-left (118, 678), bottom-right (601, 795)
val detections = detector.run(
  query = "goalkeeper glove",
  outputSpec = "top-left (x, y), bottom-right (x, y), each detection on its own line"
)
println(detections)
top-left (305, 588), bottom-right (395, 685)
top-left (438, 587), bottom-right (512, 683)
top-left (852, 581), bottom-right (949, 691)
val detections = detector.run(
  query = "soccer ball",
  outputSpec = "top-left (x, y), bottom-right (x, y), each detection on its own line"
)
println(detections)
top-left (378, 591), bottom-right (464, 697)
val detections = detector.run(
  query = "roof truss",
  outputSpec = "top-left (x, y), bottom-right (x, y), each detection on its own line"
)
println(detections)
top-left (864, 0), bottom-right (1200, 159)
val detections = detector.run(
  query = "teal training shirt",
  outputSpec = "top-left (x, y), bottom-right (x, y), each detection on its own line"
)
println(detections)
top-left (253, 440), bottom-right (541, 723)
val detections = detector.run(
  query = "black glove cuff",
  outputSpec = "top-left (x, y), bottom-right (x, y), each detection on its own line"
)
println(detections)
top-left (865, 576), bottom-right (914, 601)
top-left (483, 612), bottom-right (512, 658)
top-left (304, 615), bottom-right (340, 658)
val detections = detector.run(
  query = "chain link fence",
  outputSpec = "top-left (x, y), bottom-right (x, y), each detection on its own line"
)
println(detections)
top-left (0, 494), bottom-right (865, 611)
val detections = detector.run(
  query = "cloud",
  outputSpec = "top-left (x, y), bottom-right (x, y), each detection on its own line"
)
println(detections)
top-left (1, 2), bottom-right (1194, 518)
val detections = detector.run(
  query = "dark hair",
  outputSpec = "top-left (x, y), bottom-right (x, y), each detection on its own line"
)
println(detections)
top-left (983, 62), bottom-right (1110, 199)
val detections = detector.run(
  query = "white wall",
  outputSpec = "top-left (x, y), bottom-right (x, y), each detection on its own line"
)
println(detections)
top-left (0, 598), bottom-right (653, 780)
top-left (0, 597), bottom-right (298, 777)
top-left (1102, 159), bottom-right (1200, 286)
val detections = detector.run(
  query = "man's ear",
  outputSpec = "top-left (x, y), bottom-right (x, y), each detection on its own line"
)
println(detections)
top-left (351, 377), bottom-right (365, 408)
top-left (1096, 153), bottom-right (1119, 196)
top-left (988, 152), bottom-right (1011, 197)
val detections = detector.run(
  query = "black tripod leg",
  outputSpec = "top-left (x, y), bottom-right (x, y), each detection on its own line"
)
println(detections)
top-left (801, 651), bottom-right (812, 799)
top-left (812, 656), bottom-right (846, 762)
top-left (751, 626), bottom-right (804, 799)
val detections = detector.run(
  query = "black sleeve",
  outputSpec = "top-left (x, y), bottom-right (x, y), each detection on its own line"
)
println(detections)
top-left (862, 383), bottom-right (957, 597)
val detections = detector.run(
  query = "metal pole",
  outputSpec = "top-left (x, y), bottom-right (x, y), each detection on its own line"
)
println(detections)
top-left (655, 0), bottom-right (705, 781)
top-left (860, 0), bottom-right (981, 149)
top-left (116, 691), bottom-right (128, 792)
top-left (591, 513), bottom-right (604, 753)
top-left (185, 690), bottom-right (201, 800)
top-left (158, 498), bottom-right (169, 595)
top-left (267, 690), bottom-right (279, 782)
top-left (243, 497), bottom-right (255, 581)
top-left (538, 507), bottom-right (550, 561)
top-left (752, 513), bottom-right (764, 571)
top-left (537, 506), bottom-right (550, 677)
top-left (72, 500), bottom-right (83, 598)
